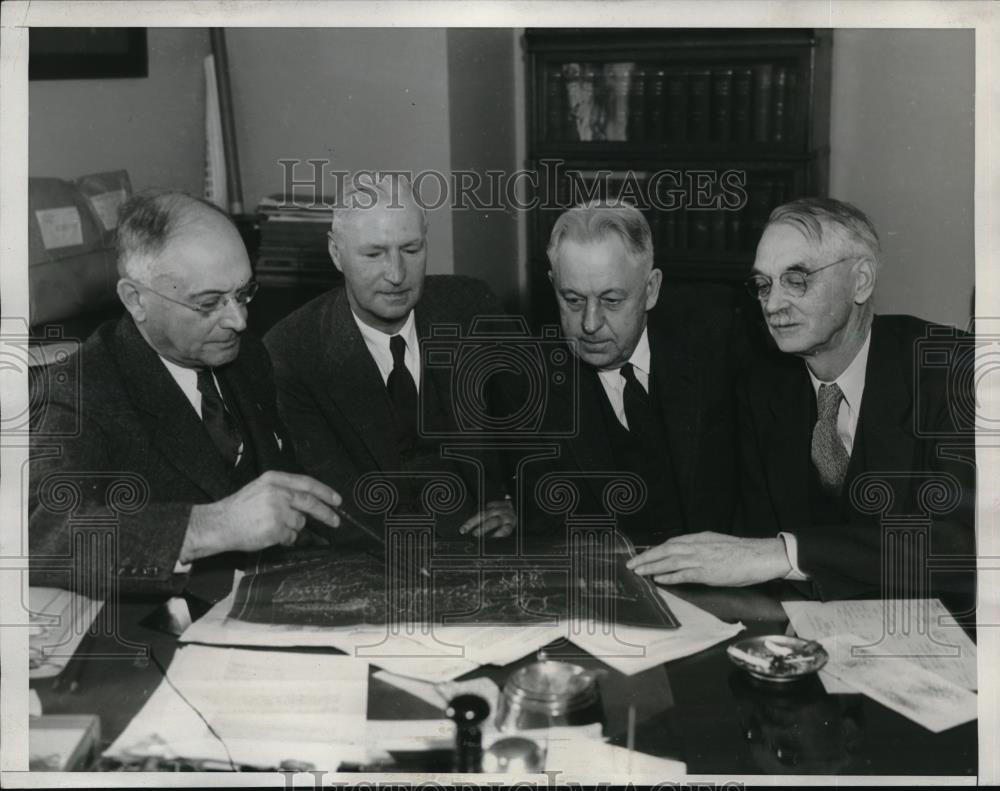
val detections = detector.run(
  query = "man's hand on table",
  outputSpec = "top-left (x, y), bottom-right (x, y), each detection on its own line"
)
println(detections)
top-left (181, 472), bottom-right (342, 562)
top-left (626, 531), bottom-right (792, 587)
top-left (458, 498), bottom-right (517, 538)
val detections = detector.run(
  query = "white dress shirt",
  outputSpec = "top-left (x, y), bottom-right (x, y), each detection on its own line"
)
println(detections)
top-left (780, 329), bottom-right (872, 580)
top-left (351, 309), bottom-right (421, 392)
top-left (596, 327), bottom-right (651, 430)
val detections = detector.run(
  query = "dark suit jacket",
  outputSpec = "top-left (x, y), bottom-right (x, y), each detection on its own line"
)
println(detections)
top-left (738, 314), bottom-right (976, 605)
top-left (525, 284), bottom-right (744, 537)
top-left (265, 275), bottom-right (509, 538)
top-left (28, 316), bottom-right (297, 596)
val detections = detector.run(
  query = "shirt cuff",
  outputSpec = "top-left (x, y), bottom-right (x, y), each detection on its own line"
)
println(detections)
top-left (778, 532), bottom-right (810, 581)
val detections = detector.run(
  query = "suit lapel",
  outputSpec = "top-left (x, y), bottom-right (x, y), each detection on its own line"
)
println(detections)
top-left (647, 323), bottom-right (696, 519)
top-left (763, 361), bottom-right (812, 531)
top-left (319, 291), bottom-right (401, 473)
top-left (852, 320), bottom-right (915, 479)
top-left (113, 317), bottom-right (233, 501)
top-left (562, 365), bottom-right (617, 506)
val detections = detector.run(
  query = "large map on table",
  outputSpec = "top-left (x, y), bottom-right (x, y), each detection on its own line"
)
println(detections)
top-left (229, 535), bottom-right (678, 630)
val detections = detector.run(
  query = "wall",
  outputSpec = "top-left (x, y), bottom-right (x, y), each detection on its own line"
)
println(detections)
top-left (29, 28), bottom-right (209, 194)
top-left (225, 28), bottom-right (455, 275)
top-left (829, 29), bottom-right (974, 329)
top-left (446, 29), bottom-right (520, 307)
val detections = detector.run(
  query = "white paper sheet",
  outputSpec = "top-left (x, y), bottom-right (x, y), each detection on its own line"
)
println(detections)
top-left (571, 589), bottom-right (744, 675)
top-left (105, 645), bottom-right (369, 769)
top-left (545, 725), bottom-right (686, 780)
top-left (784, 599), bottom-right (977, 694)
top-left (28, 587), bottom-right (104, 679)
top-left (181, 589), bottom-right (564, 683)
top-left (820, 633), bottom-right (977, 733)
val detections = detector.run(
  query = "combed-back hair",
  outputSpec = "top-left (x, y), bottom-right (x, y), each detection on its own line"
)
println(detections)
top-left (546, 200), bottom-right (653, 272)
top-left (115, 191), bottom-right (233, 280)
top-left (330, 171), bottom-right (427, 240)
top-left (766, 197), bottom-right (881, 265)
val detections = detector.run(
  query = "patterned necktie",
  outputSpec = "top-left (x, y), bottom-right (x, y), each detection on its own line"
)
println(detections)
top-left (620, 362), bottom-right (652, 434)
top-left (811, 383), bottom-right (850, 494)
top-left (387, 334), bottom-right (418, 436)
top-left (196, 369), bottom-right (243, 466)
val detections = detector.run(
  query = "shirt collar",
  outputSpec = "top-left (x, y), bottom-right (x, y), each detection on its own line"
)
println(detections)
top-left (596, 326), bottom-right (651, 379)
top-left (351, 309), bottom-right (418, 351)
top-left (807, 327), bottom-right (871, 412)
top-left (626, 326), bottom-right (651, 377)
top-left (158, 354), bottom-right (199, 387)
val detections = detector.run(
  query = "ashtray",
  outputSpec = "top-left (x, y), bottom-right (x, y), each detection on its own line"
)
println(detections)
top-left (726, 635), bottom-right (828, 682)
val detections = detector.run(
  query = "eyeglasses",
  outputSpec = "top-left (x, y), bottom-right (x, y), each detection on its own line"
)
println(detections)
top-left (134, 279), bottom-right (259, 316)
top-left (744, 256), bottom-right (857, 301)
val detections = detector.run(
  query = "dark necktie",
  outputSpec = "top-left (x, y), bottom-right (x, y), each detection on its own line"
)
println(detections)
top-left (196, 369), bottom-right (243, 466)
top-left (811, 382), bottom-right (850, 494)
top-left (387, 334), bottom-right (418, 437)
top-left (620, 362), bottom-right (652, 434)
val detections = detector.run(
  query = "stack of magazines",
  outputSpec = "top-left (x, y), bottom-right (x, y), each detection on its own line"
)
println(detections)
top-left (255, 195), bottom-right (340, 286)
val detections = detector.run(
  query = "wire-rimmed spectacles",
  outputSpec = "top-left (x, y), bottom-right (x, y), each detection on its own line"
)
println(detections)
top-left (744, 256), bottom-right (857, 301)
top-left (134, 279), bottom-right (259, 317)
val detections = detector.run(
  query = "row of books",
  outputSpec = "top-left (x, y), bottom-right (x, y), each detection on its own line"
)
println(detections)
top-left (544, 62), bottom-right (800, 146)
top-left (538, 177), bottom-right (791, 254)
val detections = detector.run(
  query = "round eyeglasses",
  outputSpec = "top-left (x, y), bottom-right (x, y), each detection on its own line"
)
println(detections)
top-left (135, 279), bottom-right (259, 316)
top-left (744, 256), bottom-right (857, 301)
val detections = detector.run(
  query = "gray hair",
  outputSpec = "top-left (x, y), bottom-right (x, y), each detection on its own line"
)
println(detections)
top-left (330, 171), bottom-right (428, 240)
top-left (546, 201), bottom-right (653, 272)
top-left (766, 197), bottom-right (881, 266)
top-left (115, 191), bottom-right (234, 281)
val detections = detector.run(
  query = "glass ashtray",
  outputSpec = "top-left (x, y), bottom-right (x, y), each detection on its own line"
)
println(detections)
top-left (726, 635), bottom-right (828, 682)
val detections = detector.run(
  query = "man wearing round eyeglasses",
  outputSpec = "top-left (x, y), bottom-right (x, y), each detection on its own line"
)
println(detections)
top-left (628, 197), bottom-right (974, 609)
top-left (29, 191), bottom-right (343, 601)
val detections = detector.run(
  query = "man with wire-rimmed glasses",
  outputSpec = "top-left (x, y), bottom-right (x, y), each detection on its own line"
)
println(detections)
top-left (29, 191), bottom-right (343, 602)
top-left (629, 197), bottom-right (975, 608)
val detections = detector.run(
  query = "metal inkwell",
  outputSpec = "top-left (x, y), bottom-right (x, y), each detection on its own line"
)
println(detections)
top-left (727, 635), bottom-right (828, 683)
top-left (495, 660), bottom-right (605, 732)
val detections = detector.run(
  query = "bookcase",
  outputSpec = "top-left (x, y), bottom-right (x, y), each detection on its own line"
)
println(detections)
top-left (524, 28), bottom-right (832, 324)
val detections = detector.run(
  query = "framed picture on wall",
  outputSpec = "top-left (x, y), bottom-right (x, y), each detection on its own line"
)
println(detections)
top-left (29, 28), bottom-right (148, 80)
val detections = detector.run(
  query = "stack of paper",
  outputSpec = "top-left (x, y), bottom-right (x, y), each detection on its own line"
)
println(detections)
top-left (785, 600), bottom-right (978, 733)
top-left (181, 587), bottom-right (567, 683)
top-left (105, 645), bottom-right (369, 769)
top-left (28, 587), bottom-right (103, 679)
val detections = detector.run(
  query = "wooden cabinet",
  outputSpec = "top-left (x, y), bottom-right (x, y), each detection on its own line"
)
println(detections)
top-left (524, 28), bottom-right (832, 323)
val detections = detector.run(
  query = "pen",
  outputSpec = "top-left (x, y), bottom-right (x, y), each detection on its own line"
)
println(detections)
top-left (306, 505), bottom-right (431, 579)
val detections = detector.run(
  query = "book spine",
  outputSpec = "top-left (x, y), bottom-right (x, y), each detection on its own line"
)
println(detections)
top-left (711, 68), bottom-right (733, 143)
top-left (732, 68), bottom-right (753, 143)
top-left (687, 70), bottom-right (711, 143)
top-left (785, 68), bottom-right (799, 144)
top-left (726, 209), bottom-right (743, 252)
top-left (753, 64), bottom-right (773, 143)
top-left (546, 65), bottom-right (565, 141)
top-left (666, 72), bottom-right (687, 143)
top-left (628, 67), bottom-right (646, 144)
top-left (646, 69), bottom-right (666, 143)
top-left (711, 210), bottom-right (727, 251)
top-left (772, 66), bottom-right (787, 144)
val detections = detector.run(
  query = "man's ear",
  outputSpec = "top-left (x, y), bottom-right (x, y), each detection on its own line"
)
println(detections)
top-left (853, 256), bottom-right (877, 305)
top-left (116, 279), bottom-right (147, 322)
top-left (328, 231), bottom-right (343, 273)
top-left (645, 267), bottom-right (663, 312)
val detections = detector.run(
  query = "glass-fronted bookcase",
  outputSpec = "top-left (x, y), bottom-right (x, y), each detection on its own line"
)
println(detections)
top-left (524, 28), bottom-right (832, 324)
